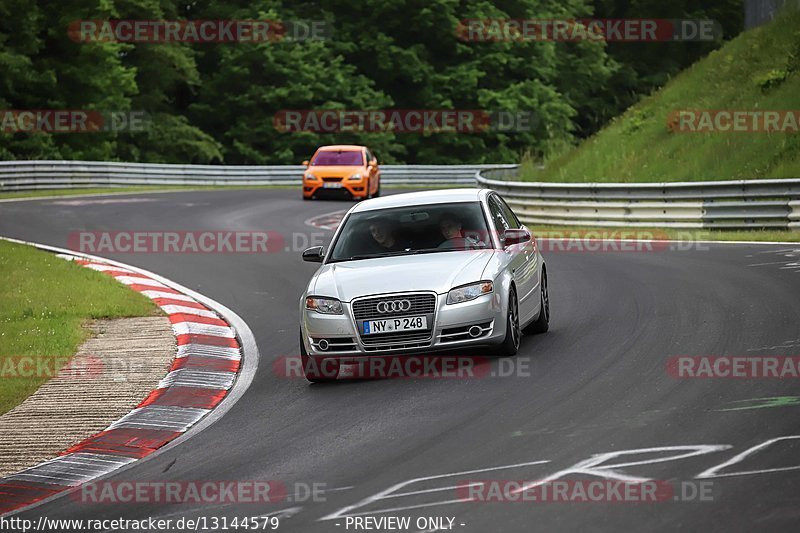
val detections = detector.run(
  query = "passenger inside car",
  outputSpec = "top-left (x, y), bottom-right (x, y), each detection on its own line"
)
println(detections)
top-left (437, 213), bottom-right (481, 250)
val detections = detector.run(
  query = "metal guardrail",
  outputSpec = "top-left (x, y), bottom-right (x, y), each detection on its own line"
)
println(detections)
top-left (3, 161), bottom-right (798, 230)
top-left (0, 160), bottom-right (518, 191)
top-left (476, 167), bottom-right (800, 230)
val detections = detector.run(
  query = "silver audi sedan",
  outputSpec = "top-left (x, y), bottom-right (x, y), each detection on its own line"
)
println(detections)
top-left (299, 188), bottom-right (549, 382)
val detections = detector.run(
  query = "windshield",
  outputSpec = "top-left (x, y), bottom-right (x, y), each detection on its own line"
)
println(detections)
top-left (328, 201), bottom-right (492, 262)
top-left (311, 150), bottom-right (363, 166)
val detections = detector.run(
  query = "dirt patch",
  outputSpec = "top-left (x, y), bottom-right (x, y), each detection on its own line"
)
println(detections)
top-left (0, 316), bottom-right (175, 478)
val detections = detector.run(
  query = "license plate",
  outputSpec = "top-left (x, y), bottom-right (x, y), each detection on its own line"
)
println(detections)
top-left (363, 316), bottom-right (427, 335)
top-left (323, 182), bottom-right (343, 189)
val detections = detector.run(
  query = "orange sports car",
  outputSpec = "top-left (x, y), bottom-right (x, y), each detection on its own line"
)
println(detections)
top-left (302, 145), bottom-right (381, 201)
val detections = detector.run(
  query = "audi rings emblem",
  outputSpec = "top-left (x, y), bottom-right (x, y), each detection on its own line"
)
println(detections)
top-left (376, 299), bottom-right (412, 313)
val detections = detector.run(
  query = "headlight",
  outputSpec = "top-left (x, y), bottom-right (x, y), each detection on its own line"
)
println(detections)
top-left (446, 281), bottom-right (493, 305)
top-left (305, 296), bottom-right (343, 314)
top-left (305, 173), bottom-right (318, 180)
top-left (348, 173), bottom-right (362, 180)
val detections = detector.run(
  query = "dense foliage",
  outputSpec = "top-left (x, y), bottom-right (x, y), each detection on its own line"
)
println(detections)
top-left (0, 0), bottom-right (743, 163)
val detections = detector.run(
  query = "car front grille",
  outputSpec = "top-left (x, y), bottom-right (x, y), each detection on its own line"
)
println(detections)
top-left (352, 293), bottom-right (437, 321)
top-left (322, 177), bottom-right (343, 182)
top-left (353, 293), bottom-right (437, 351)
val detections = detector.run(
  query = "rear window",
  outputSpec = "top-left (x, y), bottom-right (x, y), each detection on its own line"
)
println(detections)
top-left (312, 150), bottom-right (364, 166)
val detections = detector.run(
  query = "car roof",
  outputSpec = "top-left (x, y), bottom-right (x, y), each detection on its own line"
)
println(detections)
top-left (351, 189), bottom-right (487, 213)
top-left (316, 145), bottom-right (365, 151)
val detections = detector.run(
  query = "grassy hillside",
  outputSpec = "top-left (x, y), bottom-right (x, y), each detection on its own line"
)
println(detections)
top-left (521, 11), bottom-right (800, 183)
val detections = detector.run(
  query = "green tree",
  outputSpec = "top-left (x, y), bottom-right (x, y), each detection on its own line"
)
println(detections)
top-left (305, 0), bottom-right (618, 162)
top-left (0, 0), bottom-right (136, 160)
top-left (591, 0), bottom-right (744, 120)
top-left (113, 0), bottom-right (222, 162)
top-left (186, 1), bottom-right (399, 164)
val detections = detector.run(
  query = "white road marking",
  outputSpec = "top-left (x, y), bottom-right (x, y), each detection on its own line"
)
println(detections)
top-left (140, 290), bottom-right (196, 302)
top-left (50, 198), bottom-right (159, 206)
top-left (171, 321), bottom-right (236, 338)
top-left (83, 263), bottom-right (135, 273)
top-left (320, 460), bottom-right (550, 520)
top-left (260, 506), bottom-right (303, 519)
top-left (160, 304), bottom-right (219, 318)
top-left (115, 275), bottom-right (169, 288)
top-left (325, 486), bottom-right (355, 492)
top-left (512, 445), bottom-right (731, 494)
top-left (697, 436), bottom-right (800, 478)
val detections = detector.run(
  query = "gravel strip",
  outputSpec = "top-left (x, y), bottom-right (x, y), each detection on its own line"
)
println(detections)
top-left (0, 316), bottom-right (174, 478)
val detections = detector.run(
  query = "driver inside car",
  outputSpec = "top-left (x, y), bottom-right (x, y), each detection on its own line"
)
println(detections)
top-left (367, 219), bottom-right (406, 252)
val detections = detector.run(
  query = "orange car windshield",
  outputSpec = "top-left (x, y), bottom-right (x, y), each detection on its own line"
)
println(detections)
top-left (312, 150), bottom-right (363, 166)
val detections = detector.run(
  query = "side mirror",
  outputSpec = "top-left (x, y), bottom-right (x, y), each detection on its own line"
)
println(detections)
top-left (502, 228), bottom-right (531, 248)
top-left (302, 160), bottom-right (309, 166)
top-left (302, 246), bottom-right (325, 263)
top-left (369, 160), bottom-right (377, 168)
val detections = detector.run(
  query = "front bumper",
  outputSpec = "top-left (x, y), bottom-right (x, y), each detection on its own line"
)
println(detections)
top-left (301, 291), bottom-right (506, 358)
top-left (303, 179), bottom-right (368, 199)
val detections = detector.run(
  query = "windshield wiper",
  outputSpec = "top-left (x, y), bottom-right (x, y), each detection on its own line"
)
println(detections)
top-left (407, 248), bottom-right (457, 255)
top-left (347, 250), bottom-right (417, 260)
top-left (330, 246), bottom-right (487, 263)
top-left (346, 248), bottom-right (453, 261)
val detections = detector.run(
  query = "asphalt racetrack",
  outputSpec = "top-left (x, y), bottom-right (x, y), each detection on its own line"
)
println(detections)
top-left (2, 188), bottom-right (799, 532)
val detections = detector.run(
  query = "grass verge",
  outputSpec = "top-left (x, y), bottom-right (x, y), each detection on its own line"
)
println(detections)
top-left (0, 185), bottom-right (296, 200)
top-left (0, 240), bottom-right (157, 415)
top-left (0, 184), bottom-right (435, 200)
top-left (530, 225), bottom-right (800, 243)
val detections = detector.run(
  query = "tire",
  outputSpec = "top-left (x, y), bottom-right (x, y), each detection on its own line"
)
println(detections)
top-left (524, 268), bottom-right (549, 334)
top-left (300, 332), bottom-right (339, 382)
top-left (303, 194), bottom-right (310, 201)
top-left (366, 179), bottom-right (372, 200)
top-left (373, 180), bottom-right (381, 198)
top-left (495, 288), bottom-right (520, 356)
